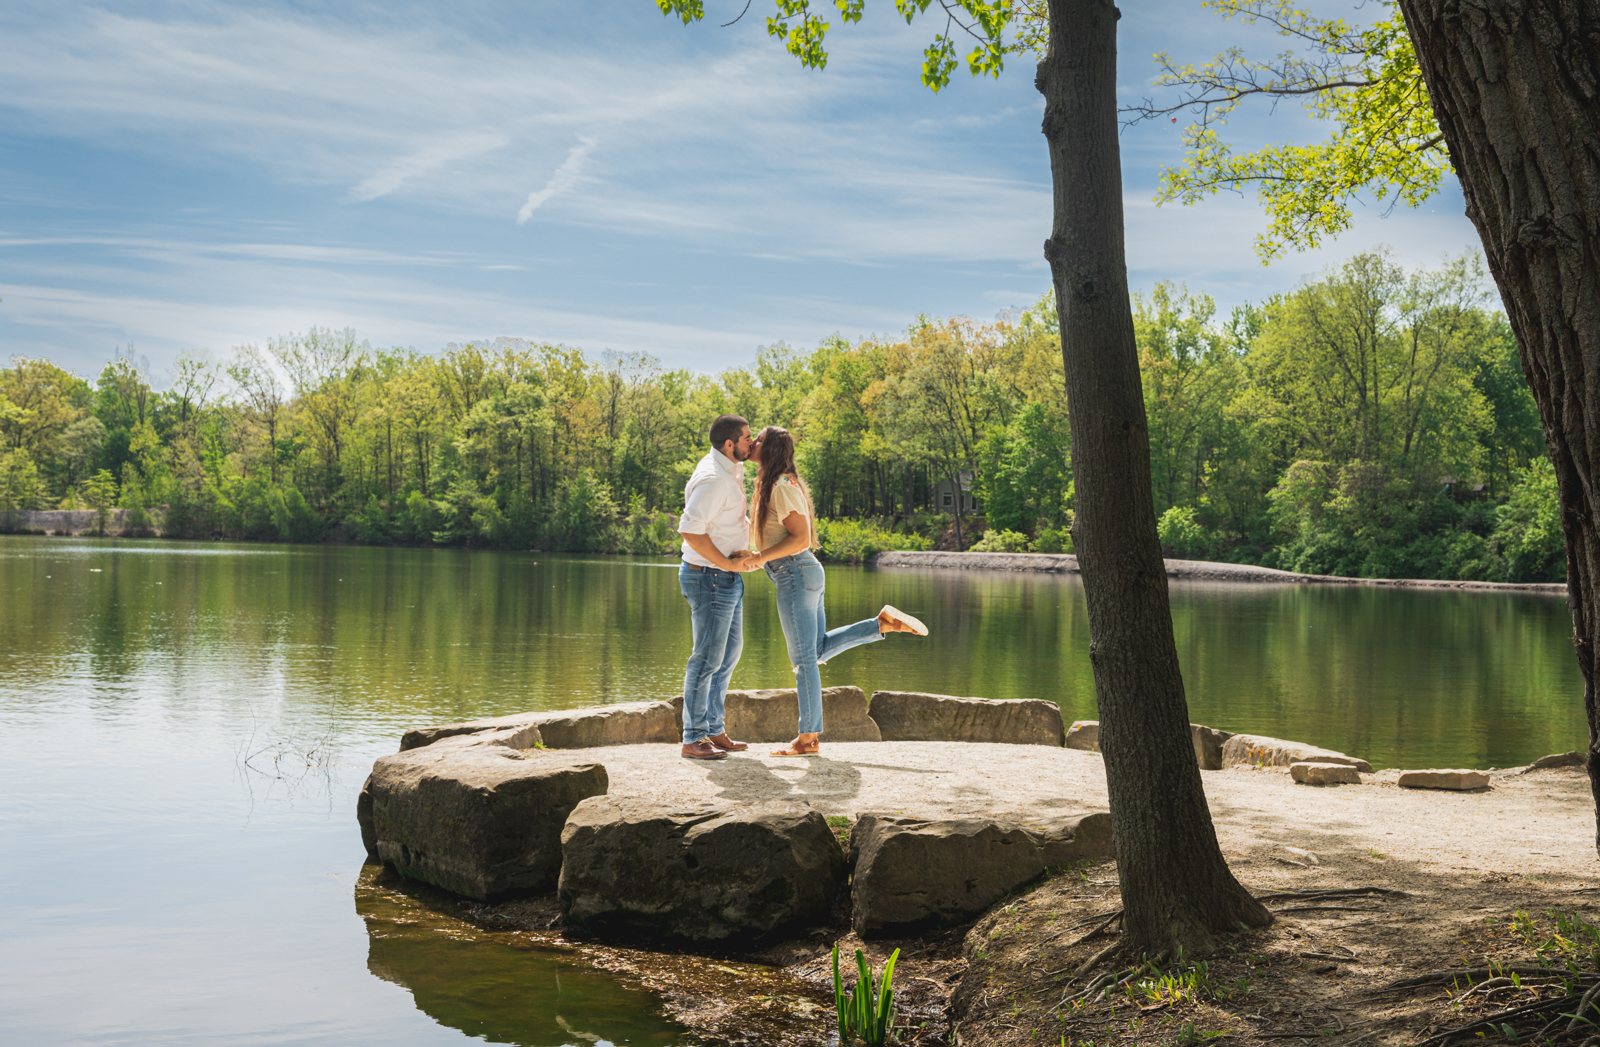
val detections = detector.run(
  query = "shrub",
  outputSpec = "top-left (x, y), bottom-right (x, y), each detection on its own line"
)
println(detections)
top-left (813, 518), bottom-right (932, 564)
top-left (270, 486), bottom-right (322, 543)
top-left (1030, 525), bottom-right (1073, 553)
top-left (970, 529), bottom-right (1030, 552)
top-left (1157, 505), bottom-right (1207, 559)
top-left (1493, 456), bottom-right (1564, 582)
top-left (616, 495), bottom-right (681, 555)
top-left (546, 469), bottom-right (619, 552)
top-left (349, 497), bottom-right (392, 544)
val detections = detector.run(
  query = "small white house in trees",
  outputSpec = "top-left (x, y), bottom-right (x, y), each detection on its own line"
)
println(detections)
top-left (933, 471), bottom-right (979, 513)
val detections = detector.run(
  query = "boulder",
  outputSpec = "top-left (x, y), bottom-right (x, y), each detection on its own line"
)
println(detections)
top-left (850, 814), bottom-right (1048, 937)
top-left (1290, 761), bottom-right (1362, 786)
top-left (1528, 750), bottom-right (1586, 771)
top-left (558, 797), bottom-right (845, 945)
top-left (400, 701), bottom-right (677, 752)
top-left (1017, 811), bottom-right (1115, 867)
top-left (868, 691), bottom-right (1065, 746)
top-left (1191, 724), bottom-right (1233, 771)
top-left (1398, 769), bottom-right (1490, 791)
top-left (669, 686), bottom-right (881, 743)
top-left (362, 743), bottom-right (608, 900)
top-left (1064, 721), bottom-right (1100, 752)
top-left (1222, 733), bottom-right (1372, 774)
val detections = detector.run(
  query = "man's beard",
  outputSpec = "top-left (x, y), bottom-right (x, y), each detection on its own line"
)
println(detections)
top-left (733, 446), bottom-right (750, 462)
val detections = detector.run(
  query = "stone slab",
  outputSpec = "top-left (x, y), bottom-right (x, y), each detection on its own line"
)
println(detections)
top-left (1016, 811), bottom-right (1115, 867)
top-left (1064, 721), bottom-right (1099, 752)
top-left (361, 745), bottom-right (608, 900)
top-left (849, 814), bottom-right (1045, 937)
top-left (400, 701), bottom-right (677, 752)
top-left (1222, 733), bottom-right (1372, 774)
top-left (558, 797), bottom-right (844, 944)
top-left (1290, 761), bottom-right (1362, 786)
top-left (670, 686), bottom-right (881, 743)
top-left (1398, 769), bottom-right (1491, 791)
top-left (1528, 750), bottom-right (1586, 770)
top-left (1191, 724), bottom-right (1233, 771)
top-left (868, 691), bottom-right (1064, 746)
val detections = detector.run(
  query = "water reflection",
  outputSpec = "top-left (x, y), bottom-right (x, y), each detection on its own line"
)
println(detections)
top-left (356, 865), bottom-right (694, 1047)
top-left (0, 536), bottom-right (1585, 766)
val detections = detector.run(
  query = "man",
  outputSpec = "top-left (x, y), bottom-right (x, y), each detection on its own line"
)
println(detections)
top-left (676, 414), bottom-right (763, 760)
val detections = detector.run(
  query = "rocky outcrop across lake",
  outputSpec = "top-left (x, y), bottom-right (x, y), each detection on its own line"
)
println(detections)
top-left (871, 549), bottom-right (1567, 593)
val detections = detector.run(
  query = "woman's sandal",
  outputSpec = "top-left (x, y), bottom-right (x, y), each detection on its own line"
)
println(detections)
top-left (770, 736), bottom-right (820, 757)
top-left (878, 604), bottom-right (929, 636)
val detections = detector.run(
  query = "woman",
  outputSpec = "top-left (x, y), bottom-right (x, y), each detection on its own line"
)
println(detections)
top-left (746, 425), bottom-right (928, 757)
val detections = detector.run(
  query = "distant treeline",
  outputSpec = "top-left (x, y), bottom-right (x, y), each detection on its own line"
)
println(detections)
top-left (0, 249), bottom-right (1564, 581)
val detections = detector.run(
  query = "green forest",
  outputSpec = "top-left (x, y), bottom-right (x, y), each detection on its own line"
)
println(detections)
top-left (0, 248), bottom-right (1565, 582)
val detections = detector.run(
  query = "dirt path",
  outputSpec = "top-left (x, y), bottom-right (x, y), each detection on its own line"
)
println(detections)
top-left (523, 742), bottom-right (1598, 1046)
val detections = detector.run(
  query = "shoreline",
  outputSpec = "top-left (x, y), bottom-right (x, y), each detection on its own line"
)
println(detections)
top-left (1, 527), bottom-right (1567, 594)
top-left (873, 549), bottom-right (1570, 593)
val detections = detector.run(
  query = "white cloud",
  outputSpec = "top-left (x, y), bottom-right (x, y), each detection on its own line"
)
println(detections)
top-left (516, 136), bottom-right (598, 224)
top-left (349, 131), bottom-right (510, 203)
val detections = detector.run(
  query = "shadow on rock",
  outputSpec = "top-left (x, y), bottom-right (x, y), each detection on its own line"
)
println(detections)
top-left (704, 754), bottom-right (864, 804)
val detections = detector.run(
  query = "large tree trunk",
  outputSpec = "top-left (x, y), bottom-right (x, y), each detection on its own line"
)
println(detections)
top-left (1037, 0), bottom-right (1272, 954)
top-left (1395, 0), bottom-right (1600, 852)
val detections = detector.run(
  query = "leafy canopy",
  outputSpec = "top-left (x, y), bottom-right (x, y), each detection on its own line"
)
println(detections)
top-left (654, 0), bottom-right (1044, 91)
top-left (1127, 1), bottom-right (1448, 261)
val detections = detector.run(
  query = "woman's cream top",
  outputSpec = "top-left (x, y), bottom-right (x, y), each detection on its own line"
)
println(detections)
top-left (752, 474), bottom-right (817, 552)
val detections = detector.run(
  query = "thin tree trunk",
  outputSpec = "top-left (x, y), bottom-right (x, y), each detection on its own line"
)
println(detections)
top-left (1396, 0), bottom-right (1600, 851)
top-left (1038, 0), bottom-right (1272, 954)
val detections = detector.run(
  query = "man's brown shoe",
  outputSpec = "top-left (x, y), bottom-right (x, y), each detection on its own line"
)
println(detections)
top-left (707, 732), bottom-right (747, 752)
top-left (681, 739), bottom-right (728, 760)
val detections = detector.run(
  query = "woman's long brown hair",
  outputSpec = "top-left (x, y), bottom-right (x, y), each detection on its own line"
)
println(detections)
top-left (754, 425), bottom-right (803, 541)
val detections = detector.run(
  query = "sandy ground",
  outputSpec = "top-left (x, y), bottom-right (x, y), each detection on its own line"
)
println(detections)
top-left (543, 741), bottom-right (1594, 881)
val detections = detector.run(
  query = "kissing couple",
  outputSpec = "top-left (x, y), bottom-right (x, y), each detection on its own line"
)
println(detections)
top-left (675, 414), bottom-right (928, 761)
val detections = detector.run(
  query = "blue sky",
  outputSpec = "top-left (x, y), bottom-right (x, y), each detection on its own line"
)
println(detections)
top-left (0, 1), bottom-right (1481, 384)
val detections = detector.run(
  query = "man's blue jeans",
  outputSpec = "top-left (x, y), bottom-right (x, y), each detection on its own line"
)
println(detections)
top-left (679, 562), bottom-right (744, 743)
top-left (764, 551), bottom-right (882, 735)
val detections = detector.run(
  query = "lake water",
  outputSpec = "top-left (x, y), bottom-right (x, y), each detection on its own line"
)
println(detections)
top-left (0, 537), bottom-right (1586, 1045)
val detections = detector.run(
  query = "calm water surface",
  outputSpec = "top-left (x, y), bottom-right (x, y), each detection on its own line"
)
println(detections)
top-left (0, 537), bottom-right (1586, 1045)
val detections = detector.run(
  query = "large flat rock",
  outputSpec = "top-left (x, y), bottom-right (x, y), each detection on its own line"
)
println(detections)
top-left (670, 686), bottom-right (881, 743)
top-left (362, 742), bottom-right (608, 900)
top-left (400, 701), bottom-right (678, 752)
top-left (868, 691), bottom-right (1064, 746)
top-left (558, 797), bottom-right (845, 945)
top-left (849, 814), bottom-right (1047, 937)
top-left (1222, 733), bottom-right (1372, 773)
top-left (1015, 810), bottom-right (1115, 868)
top-left (1291, 761), bottom-right (1362, 786)
top-left (1398, 769), bottom-right (1490, 791)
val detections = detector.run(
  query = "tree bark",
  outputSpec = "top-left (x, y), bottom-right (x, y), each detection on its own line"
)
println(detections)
top-left (1037, 0), bottom-right (1272, 954)
top-left (1395, 0), bottom-right (1600, 852)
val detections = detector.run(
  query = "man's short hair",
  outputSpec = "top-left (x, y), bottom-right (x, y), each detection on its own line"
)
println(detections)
top-left (709, 414), bottom-right (748, 449)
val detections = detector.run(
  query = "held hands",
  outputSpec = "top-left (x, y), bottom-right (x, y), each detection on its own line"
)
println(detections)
top-left (727, 549), bottom-right (764, 572)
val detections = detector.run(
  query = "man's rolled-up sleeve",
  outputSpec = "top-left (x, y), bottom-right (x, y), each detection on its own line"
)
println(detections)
top-left (678, 478), bottom-right (712, 535)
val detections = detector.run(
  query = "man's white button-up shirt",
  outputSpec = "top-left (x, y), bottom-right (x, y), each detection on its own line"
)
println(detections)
top-left (678, 448), bottom-right (750, 567)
